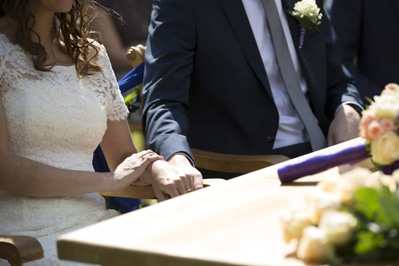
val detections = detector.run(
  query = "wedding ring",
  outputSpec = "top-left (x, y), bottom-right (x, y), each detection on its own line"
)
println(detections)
top-left (186, 189), bottom-right (192, 193)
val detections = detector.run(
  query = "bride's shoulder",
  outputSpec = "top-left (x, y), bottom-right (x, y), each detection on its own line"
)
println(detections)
top-left (87, 39), bottom-right (106, 62)
top-left (90, 40), bottom-right (113, 70)
top-left (88, 39), bottom-right (104, 54)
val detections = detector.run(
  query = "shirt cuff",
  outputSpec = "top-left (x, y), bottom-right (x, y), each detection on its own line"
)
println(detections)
top-left (168, 152), bottom-right (195, 166)
top-left (335, 102), bottom-right (364, 116)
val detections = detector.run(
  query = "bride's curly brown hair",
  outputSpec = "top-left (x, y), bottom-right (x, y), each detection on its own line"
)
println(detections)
top-left (0, 0), bottom-right (103, 78)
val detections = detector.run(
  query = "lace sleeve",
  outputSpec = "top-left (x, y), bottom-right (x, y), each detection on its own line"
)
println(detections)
top-left (96, 44), bottom-right (129, 121)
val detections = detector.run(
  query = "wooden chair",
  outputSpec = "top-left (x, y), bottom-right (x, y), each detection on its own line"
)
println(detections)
top-left (127, 44), bottom-right (146, 69)
top-left (0, 235), bottom-right (44, 266)
top-left (191, 148), bottom-right (290, 174)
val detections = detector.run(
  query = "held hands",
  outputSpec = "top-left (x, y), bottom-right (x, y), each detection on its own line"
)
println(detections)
top-left (110, 150), bottom-right (163, 191)
top-left (168, 153), bottom-right (203, 191)
top-left (327, 104), bottom-right (361, 146)
top-left (147, 154), bottom-right (203, 201)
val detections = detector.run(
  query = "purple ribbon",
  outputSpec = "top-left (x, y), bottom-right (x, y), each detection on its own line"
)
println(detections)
top-left (298, 26), bottom-right (306, 49)
top-left (380, 160), bottom-right (399, 175)
top-left (278, 142), bottom-right (369, 183)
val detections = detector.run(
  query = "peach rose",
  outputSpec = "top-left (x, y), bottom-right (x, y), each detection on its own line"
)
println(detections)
top-left (380, 118), bottom-right (395, 132)
top-left (367, 120), bottom-right (384, 140)
top-left (360, 112), bottom-right (378, 128)
top-left (382, 83), bottom-right (399, 94)
top-left (359, 112), bottom-right (379, 141)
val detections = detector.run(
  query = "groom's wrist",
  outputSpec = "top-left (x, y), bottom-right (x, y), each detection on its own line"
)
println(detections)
top-left (168, 153), bottom-right (194, 167)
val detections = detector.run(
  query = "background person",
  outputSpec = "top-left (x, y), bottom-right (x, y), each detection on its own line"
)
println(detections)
top-left (325, 0), bottom-right (399, 105)
top-left (92, 0), bottom-right (153, 79)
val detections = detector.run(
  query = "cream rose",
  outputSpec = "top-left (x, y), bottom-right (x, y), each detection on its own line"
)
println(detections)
top-left (317, 176), bottom-right (340, 193)
top-left (371, 131), bottom-right (399, 165)
top-left (338, 167), bottom-right (372, 204)
top-left (282, 209), bottom-right (311, 242)
top-left (364, 172), bottom-right (397, 192)
top-left (292, 0), bottom-right (323, 25)
top-left (318, 210), bottom-right (357, 246)
top-left (369, 94), bottom-right (399, 120)
top-left (296, 226), bottom-right (330, 263)
top-left (305, 191), bottom-right (341, 223)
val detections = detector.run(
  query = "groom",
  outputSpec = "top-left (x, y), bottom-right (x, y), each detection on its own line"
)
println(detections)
top-left (142, 0), bottom-right (363, 180)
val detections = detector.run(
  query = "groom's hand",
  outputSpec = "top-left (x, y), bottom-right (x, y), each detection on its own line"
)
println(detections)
top-left (327, 104), bottom-right (361, 146)
top-left (143, 154), bottom-right (203, 201)
top-left (168, 154), bottom-right (203, 192)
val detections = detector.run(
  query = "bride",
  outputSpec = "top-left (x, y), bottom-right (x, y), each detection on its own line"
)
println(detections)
top-left (0, 0), bottom-right (201, 265)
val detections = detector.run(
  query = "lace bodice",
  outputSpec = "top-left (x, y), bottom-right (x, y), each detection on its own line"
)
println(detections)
top-left (0, 34), bottom-right (127, 265)
top-left (0, 34), bottom-right (128, 171)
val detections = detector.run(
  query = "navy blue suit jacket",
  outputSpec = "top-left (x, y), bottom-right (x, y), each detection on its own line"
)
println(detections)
top-left (326, 0), bottom-right (399, 105)
top-left (142, 0), bottom-right (362, 161)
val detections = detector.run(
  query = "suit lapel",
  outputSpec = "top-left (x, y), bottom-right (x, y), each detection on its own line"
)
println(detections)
top-left (219, 0), bottom-right (273, 97)
top-left (388, 0), bottom-right (399, 27)
top-left (282, 0), bottom-right (299, 46)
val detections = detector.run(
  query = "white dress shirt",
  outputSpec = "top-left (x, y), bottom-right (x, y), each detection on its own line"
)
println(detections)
top-left (242, 0), bottom-right (319, 149)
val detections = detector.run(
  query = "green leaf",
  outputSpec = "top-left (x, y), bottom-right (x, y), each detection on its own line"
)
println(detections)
top-left (354, 231), bottom-right (384, 261)
top-left (377, 186), bottom-right (399, 227)
top-left (124, 86), bottom-right (140, 105)
top-left (353, 187), bottom-right (379, 220)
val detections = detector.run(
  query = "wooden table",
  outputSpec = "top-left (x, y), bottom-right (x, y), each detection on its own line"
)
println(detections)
top-left (57, 138), bottom-right (372, 266)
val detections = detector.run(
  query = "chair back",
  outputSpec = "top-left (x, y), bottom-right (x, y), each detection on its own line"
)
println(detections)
top-left (191, 148), bottom-right (290, 174)
top-left (0, 235), bottom-right (44, 266)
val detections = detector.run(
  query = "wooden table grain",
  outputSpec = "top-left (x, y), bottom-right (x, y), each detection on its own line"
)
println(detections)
top-left (57, 138), bottom-right (373, 266)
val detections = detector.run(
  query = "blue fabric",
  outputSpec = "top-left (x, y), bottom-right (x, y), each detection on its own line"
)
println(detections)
top-left (119, 62), bottom-right (145, 95)
top-left (93, 62), bottom-right (145, 213)
top-left (93, 146), bottom-right (110, 172)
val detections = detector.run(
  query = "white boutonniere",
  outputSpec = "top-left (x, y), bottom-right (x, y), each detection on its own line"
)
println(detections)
top-left (289, 0), bottom-right (323, 48)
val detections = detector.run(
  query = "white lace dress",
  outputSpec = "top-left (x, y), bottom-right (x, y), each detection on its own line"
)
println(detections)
top-left (0, 34), bottom-right (129, 265)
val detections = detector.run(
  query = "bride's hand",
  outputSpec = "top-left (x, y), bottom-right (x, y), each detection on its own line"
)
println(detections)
top-left (109, 150), bottom-right (163, 191)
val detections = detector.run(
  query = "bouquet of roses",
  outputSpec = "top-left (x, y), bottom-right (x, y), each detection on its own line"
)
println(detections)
top-left (359, 83), bottom-right (399, 172)
top-left (282, 167), bottom-right (399, 264)
top-left (278, 83), bottom-right (399, 183)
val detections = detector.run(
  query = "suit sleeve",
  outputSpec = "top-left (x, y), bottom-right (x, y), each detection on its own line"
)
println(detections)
top-left (326, 0), bottom-right (381, 103)
top-left (319, 0), bottom-right (363, 119)
top-left (142, 0), bottom-right (196, 160)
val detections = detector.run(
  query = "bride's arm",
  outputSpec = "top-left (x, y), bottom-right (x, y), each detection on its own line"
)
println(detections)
top-left (0, 99), bottom-right (160, 197)
top-left (100, 119), bottom-right (200, 201)
top-left (99, 119), bottom-right (137, 171)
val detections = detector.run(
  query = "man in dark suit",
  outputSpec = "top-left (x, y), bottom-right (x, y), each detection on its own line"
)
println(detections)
top-left (142, 0), bottom-right (363, 182)
top-left (326, 0), bottom-right (399, 105)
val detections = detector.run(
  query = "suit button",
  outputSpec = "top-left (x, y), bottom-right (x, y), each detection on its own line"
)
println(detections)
top-left (267, 136), bottom-right (274, 143)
